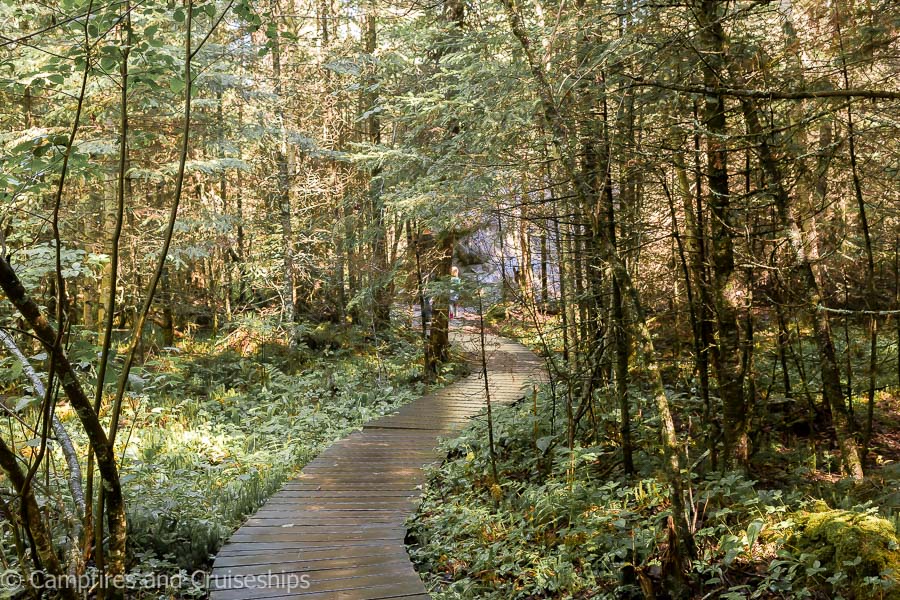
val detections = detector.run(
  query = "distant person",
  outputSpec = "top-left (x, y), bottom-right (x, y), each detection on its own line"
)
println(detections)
top-left (449, 266), bottom-right (461, 319)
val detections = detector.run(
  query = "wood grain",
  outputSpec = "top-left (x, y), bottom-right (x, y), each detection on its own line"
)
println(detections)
top-left (209, 327), bottom-right (544, 599)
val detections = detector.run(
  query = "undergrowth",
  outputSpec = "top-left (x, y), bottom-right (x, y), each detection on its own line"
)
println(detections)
top-left (1, 314), bottom-right (462, 599)
top-left (408, 381), bottom-right (900, 599)
top-left (119, 317), bottom-right (463, 593)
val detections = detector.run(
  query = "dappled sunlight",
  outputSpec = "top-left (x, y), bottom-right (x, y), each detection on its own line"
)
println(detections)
top-left (0, 0), bottom-right (897, 597)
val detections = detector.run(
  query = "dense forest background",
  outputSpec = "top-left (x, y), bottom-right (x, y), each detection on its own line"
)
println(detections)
top-left (1, 0), bottom-right (899, 597)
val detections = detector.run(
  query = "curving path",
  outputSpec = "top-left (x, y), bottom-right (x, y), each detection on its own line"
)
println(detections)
top-left (209, 322), bottom-right (545, 600)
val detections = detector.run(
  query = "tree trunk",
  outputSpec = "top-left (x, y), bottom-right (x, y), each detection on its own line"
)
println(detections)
top-left (0, 437), bottom-right (75, 599)
top-left (540, 230), bottom-right (548, 306)
top-left (0, 257), bottom-right (128, 590)
top-left (426, 232), bottom-right (454, 375)
top-left (696, 0), bottom-right (748, 469)
top-left (518, 203), bottom-right (534, 306)
top-left (672, 144), bottom-right (717, 464)
top-left (270, 0), bottom-right (295, 324)
top-left (739, 98), bottom-right (864, 480)
top-left (366, 10), bottom-right (391, 329)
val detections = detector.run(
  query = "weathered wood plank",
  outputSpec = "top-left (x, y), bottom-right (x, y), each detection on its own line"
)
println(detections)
top-left (209, 327), bottom-right (544, 599)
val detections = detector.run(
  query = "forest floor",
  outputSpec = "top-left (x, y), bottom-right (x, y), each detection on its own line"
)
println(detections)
top-left (407, 306), bottom-right (900, 600)
top-left (871, 394), bottom-right (900, 463)
top-left (0, 314), bottom-right (471, 599)
top-left (207, 319), bottom-right (544, 600)
top-left (123, 320), bottom-right (458, 596)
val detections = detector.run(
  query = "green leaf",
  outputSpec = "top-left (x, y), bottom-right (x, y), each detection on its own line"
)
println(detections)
top-left (15, 396), bottom-right (40, 413)
top-left (170, 77), bottom-right (185, 94)
top-left (100, 56), bottom-right (117, 71)
top-left (7, 360), bottom-right (23, 381)
top-left (536, 435), bottom-right (554, 454)
top-left (745, 519), bottom-right (764, 549)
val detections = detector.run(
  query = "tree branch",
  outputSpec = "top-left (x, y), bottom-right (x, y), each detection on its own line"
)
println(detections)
top-left (0, 329), bottom-right (85, 519)
top-left (627, 76), bottom-right (900, 101)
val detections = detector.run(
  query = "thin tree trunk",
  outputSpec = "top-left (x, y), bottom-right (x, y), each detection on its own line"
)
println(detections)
top-left (518, 203), bottom-right (534, 306)
top-left (836, 18), bottom-right (879, 460)
top-left (216, 88), bottom-right (233, 321)
top-left (540, 230), bottom-right (548, 306)
top-left (87, 10), bottom-right (131, 574)
top-left (0, 258), bottom-right (126, 594)
top-left (602, 93), bottom-right (633, 475)
top-left (0, 436), bottom-right (75, 599)
top-left (674, 137), bottom-right (717, 465)
top-left (739, 97), bottom-right (864, 480)
top-left (844, 284), bottom-right (854, 411)
top-left (161, 267), bottom-right (175, 347)
top-left (864, 317), bottom-right (877, 460)
top-left (775, 300), bottom-right (793, 398)
top-left (426, 232), bottom-right (454, 375)
top-left (270, 0), bottom-right (295, 324)
top-left (497, 207), bottom-right (509, 302)
top-left (665, 178), bottom-right (702, 398)
top-left (501, 0), bottom-right (696, 575)
top-left (0, 330), bottom-right (85, 518)
top-left (366, 9), bottom-right (390, 329)
top-left (477, 291), bottom-right (500, 485)
top-left (697, 0), bottom-right (748, 468)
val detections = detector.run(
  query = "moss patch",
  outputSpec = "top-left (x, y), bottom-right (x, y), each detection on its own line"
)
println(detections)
top-left (788, 502), bottom-right (900, 598)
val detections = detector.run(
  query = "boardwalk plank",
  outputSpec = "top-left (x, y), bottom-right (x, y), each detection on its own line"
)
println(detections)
top-left (209, 327), bottom-right (543, 599)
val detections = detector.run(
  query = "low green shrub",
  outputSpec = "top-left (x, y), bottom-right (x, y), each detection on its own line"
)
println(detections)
top-left (408, 385), bottom-right (900, 599)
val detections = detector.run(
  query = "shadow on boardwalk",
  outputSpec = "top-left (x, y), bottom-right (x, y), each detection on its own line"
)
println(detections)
top-left (209, 322), bottom-right (545, 600)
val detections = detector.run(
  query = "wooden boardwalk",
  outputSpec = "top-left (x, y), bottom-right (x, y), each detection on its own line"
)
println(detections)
top-left (209, 325), bottom-right (544, 599)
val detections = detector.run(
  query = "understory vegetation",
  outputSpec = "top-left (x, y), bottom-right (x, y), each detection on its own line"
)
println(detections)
top-left (1, 316), bottom-right (457, 598)
top-left (410, 308), bottom-right (900, 599)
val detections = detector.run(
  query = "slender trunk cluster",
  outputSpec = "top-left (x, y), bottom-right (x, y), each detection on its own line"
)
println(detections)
top-left (500, 0), bottom-right (697, 577)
